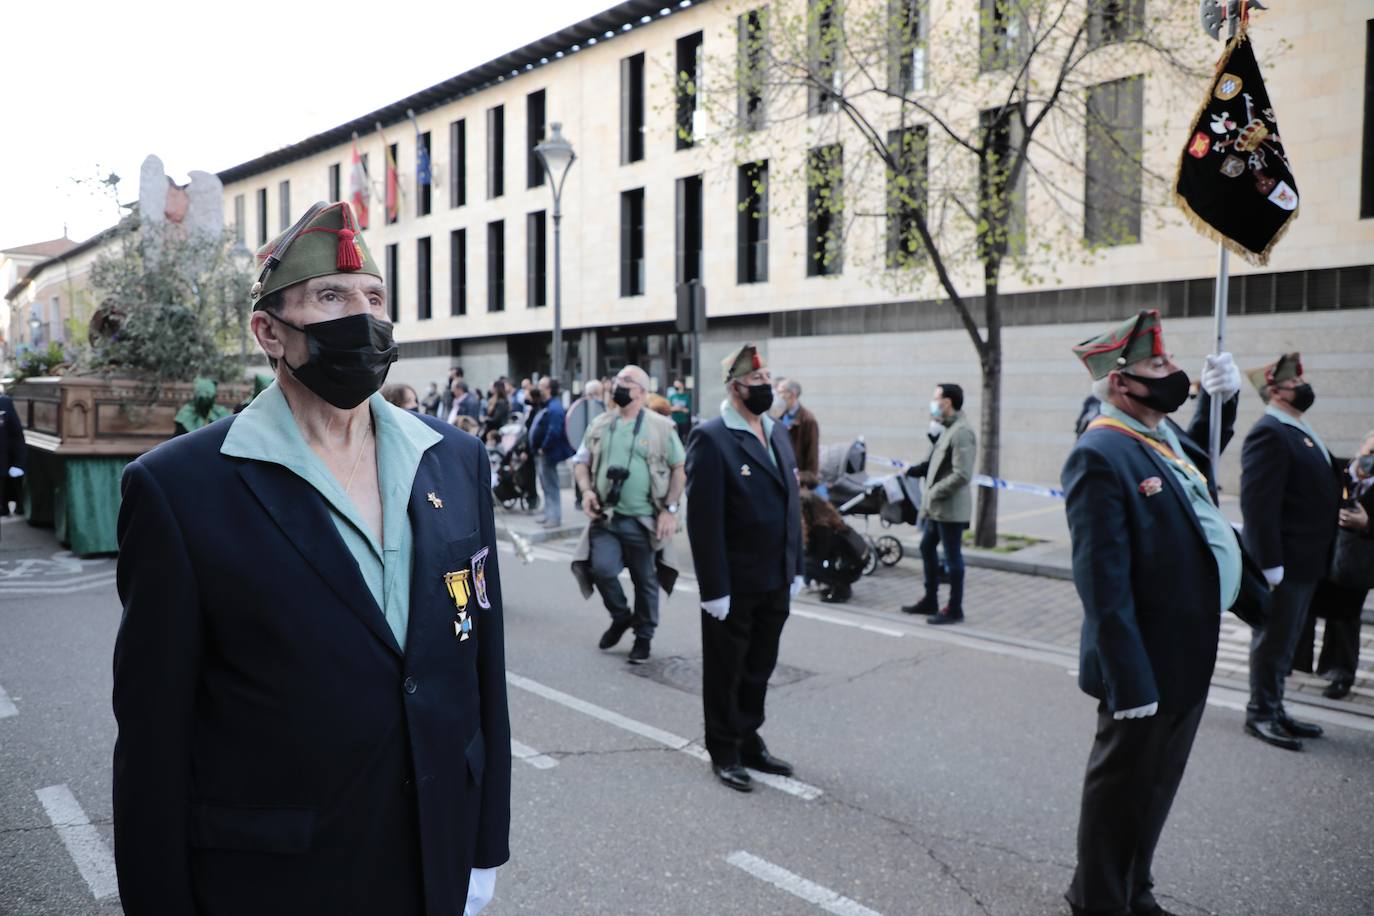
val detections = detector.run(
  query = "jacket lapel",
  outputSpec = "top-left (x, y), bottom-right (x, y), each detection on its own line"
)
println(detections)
top-left (1136, 443), bottom-right (1209, 548)
top-left (733, 427), bottom-right (784, 489)
top-left (237, 460), bottom-right (403, 657)
top-left (405, 451), bottom-right (452, 657)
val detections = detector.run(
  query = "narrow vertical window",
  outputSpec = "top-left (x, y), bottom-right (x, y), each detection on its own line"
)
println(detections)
top-left (327, 164), bottom-right (341, 203)
top-left (450, 119), bottom-right (467, 208)
top-left (887, 125), bottom-right (929, 266)
top-left (487, 106), bottom-right (505, 199)
top-left (980, 0), bottom-right (1022, 71)
top-left (1087, 0), bottom-right (1145, 49)
top-left (450, 229), bottom-right (467, 316)
top-left (675, 32), bottom-right (704, 150)
top-left (386, 143), bottom-right (399, 225)
top-left (674, 175), bottom-right (704, 284)
top-left (385, 243), bottom-right (400, 323)
top-left (1361, 20), bottom-right (1374, 218)
top-left (417, 132), bottom-right (432, 217)
top-left (808, 0), bottom-right (842, 115)
top-left (737, 161), bottom-right (769, 284)
top-left (526, 211), bottom-right (547, 307)
top-left (1084, 75), bottom-right (1144, 245)
top-left (487, 221), bottom-right (505, 312)
top-left (980, 105), bottom-right (1027, 257)
top-left (888, 0), bottom-right (928, 94)
top-left (620, 188), bottom-right (646, 297)
top-left (278, 180), bottom-right (291, 230)
top-left (737, 9), bottom-right (768, 131)
top-left (416, 236), bottom-right (432, 320)
top-left (527, 90), bottom-right (547, 188)
top-left (233, 194), bottom-right (245, 244)
top-left (256, 188), bottom-right (268, 245)
top-left (620, 53), bottom-right (646, 164)
top-left (807, 144), bottom-right (843, 276)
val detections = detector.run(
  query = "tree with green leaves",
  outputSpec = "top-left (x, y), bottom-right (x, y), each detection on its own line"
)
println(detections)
top-left (691, 0), bottom-right (1200, 545)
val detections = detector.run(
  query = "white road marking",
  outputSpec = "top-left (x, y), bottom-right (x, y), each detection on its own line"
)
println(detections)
top-left (0, 574), bottom-right (118, 597)
top-left (507, 672), bottom-right (822, 800)
top-left (0, 683), bottom-right (16, 718)
top-left (35, 785), bottom-right (119, 900)
top-left (791, 608), bottom-right (903, 638)
top-left (511, 738), bottom-right (558, 769)
top-left (726, 850), bottom-right (883, 916)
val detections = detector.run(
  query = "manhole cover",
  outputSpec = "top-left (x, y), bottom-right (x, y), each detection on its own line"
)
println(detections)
top-left (626, 655), bottom-right (814, 695)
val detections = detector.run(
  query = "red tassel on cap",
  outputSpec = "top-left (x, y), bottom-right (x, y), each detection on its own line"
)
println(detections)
top-left (336, 228), bottom-right (363, 271)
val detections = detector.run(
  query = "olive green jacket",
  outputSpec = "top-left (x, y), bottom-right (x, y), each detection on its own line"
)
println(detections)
top-left (923, 411), bottom-right (977, 523)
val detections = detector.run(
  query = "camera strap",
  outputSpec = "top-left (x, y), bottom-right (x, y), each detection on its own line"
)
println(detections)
top-left (607, 408), bottom-right (646, 469)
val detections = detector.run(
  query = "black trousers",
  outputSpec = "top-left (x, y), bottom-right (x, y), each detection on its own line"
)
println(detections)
top-left (1293, 578), bottom-right (1368, 683)
top-left (1067, 699), bottom-right (1206, 916)
top-left (701, 586), bottom-right (790, 766)
top-left (1248, 578), bottom-right (1319, 721)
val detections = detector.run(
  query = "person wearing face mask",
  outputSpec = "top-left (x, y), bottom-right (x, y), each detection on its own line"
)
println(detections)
top-left (1294, 430), bottom-right (1374, 700)
top-left (685, 344), bottom-right (805, 793)
top-left (901, 383), bottom-right (975, 624)
top-left (1061, 310), bottom-right (1268, 916)
top-left (569, 364), bottom-right (687, 665)
top-left (111, 201), bottom-right (510, 916)
top-left (1239, 352), bottom-right (1344, 749)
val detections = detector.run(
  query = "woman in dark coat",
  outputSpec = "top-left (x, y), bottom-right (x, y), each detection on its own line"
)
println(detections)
top-left (799, 472), bottom-right (865, 603)
top-left (484, 380), bottom-right (510, 438)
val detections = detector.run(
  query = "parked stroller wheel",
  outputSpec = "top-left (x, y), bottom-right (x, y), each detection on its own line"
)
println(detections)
top-left (862, 537), bottom-right (879, 576)
top-left (877, 535), bottom-right (903, 566)
top-left (501, 498), bottom-right (518, 510)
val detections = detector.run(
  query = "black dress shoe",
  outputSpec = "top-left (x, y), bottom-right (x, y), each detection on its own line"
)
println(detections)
top-left (627, 636), bottom-right (651, 664)
top-left (713, 764), bottom-right (753, 793)
top-left (1245, 720), bottom-right (1303, 751)
top-left (741, 750), bottom-right (794, 778)
top-left (901, 596), bottom-right (938, 615)
top-left (1323, 679), bottom-right (1353, 700)
top-left (927, 608), bottom-right (964, 625)
top-left (1276, 711), bottom-right (1323, 739)
top-left (598, 621), bottom-right (630, 650)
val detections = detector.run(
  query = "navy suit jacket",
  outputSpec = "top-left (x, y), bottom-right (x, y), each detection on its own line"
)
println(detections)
top-left (1062, 394), bottom-right (1268, 714)
top-left (112, 414), bottom-right (510, 916)
top-left (686, 416), bottom-right (803, 602)
top-left (1239, 413), bottom-right (1343, 582)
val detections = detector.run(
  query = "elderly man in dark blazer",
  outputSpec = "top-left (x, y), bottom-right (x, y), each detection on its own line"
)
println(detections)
top-left (113, 202), bottom-right (510, 916)
top-left (1061, 310), bottom-right (1266, 916)
top-left (1239, 352), bottom-right (1342, 750)
top-left (687, 343), bottom-right (803, 794)
top-left (0, 393), bottom-right (26, 519)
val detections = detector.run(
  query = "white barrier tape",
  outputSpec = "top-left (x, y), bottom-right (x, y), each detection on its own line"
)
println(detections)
top-left (866, 455), bottom-right (1065, 500)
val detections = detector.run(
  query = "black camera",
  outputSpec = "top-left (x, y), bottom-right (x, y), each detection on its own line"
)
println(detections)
top-left (603, 466), bottom-right (630, 508)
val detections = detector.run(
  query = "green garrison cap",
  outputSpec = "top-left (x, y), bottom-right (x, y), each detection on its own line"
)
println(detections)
top-left (1246, 352), bottom-right (1303, 393)
top-left (1072, 309), bottom-right (1167, 380)
top-left (722, 343), bottom-right (767, 383)
top-left (249, 201), bottom-right (380, 307)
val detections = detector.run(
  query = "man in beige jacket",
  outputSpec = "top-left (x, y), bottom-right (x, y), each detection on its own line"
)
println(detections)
top-left (902, 383), bottom-right (976, 624)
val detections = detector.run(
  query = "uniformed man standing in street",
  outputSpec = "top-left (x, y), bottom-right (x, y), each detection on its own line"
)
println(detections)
top-left (1240, 352), bottom-right (1341, 750)
top-left (1060, 310), bottom-right (1265, 916)
top-left (686, 344), bottom-right (804, 793)
top-left (113, 201), bottom-right (510, 916)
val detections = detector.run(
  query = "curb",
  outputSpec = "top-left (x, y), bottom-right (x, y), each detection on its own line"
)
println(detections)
top-left (893, 536), bottom-right (1075, 581)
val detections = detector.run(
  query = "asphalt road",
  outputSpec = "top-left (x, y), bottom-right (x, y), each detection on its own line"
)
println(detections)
top-left (2, 517), bottom-right (1373, 915)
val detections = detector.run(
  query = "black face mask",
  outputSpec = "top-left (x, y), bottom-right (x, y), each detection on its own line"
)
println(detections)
top-left (270, 312), bottom-right (398, 410)
top-left (1285, 383), bottom-right (1316, 413)
top-left (1122, 369), bottom-right (1191, 414)
top-left (1358, 455), bottom-right (1374, 477)
top-left (612, 385), bottom-right (633, 408)
top-left (738, 382), bottom-right (774, 416)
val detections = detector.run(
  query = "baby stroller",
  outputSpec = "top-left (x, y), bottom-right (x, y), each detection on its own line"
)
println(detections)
top-left (819, 437), bottom-right (908, 574)
top-left (490, 414), bottom-right (539, 512)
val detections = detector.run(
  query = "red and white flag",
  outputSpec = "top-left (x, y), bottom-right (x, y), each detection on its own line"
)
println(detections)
top-left (349, 139), bottom-right (370, 229)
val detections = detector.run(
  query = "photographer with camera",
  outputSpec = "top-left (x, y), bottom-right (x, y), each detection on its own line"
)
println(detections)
top-left (570, 365), bottom-right (687, 664)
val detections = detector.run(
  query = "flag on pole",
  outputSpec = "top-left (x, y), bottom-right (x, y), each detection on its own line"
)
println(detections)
top-left (1174, 29), bottom-right (1297, 265)
top-left (349, 137), bottom-right (370, 229)
top-left (378, 123), bottom-right (400, 223)
top-left (409, 110), bottom-right (433, 188)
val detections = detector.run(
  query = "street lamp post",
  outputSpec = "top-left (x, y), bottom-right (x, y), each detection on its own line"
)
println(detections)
top-left (533, 122), bottom-right (576, 387)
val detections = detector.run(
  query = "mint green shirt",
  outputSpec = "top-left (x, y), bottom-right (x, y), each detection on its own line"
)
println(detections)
top-left (588, 409), bottom-right (685, 518)
top-left (1265, 405), bottom-right (1330, 463)
top-left (220, 382), bottom-right (442, 648)
top-left (1100, 403), bottom-right (1241, 610)
top-left (720, 399), bottom-right (776, 467)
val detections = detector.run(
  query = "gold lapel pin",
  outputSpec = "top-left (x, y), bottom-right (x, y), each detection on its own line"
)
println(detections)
top-left (427, 492), bottom-right (444, 508)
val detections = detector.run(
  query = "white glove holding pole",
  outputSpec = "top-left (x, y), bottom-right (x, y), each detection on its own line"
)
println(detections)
top-left (789, 575), bottom-right (804, 598)
top-left (1200, 352), bottom-right (1242, 399)
top-left (701, 596), bottom-right (730, 621)
top-left (1262, 566), bottom-right (1284, 588)
top-left (1113, 702), bottom-right (1158, 721)
top-left (7, 467), bottom-right (22, 478)
top-left (464, 867), bottom-right (496, 916)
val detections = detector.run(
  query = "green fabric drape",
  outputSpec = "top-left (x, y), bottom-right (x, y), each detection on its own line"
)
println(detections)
top-left (62, 457), bottom-right (131, 556)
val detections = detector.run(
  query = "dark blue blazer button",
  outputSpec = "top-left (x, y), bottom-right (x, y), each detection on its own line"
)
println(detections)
top-left (403, 676), bottom-right (418, 695)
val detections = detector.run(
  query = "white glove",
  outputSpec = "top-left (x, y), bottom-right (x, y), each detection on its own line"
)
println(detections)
top-left (701, 596), bottom-right (730, 621)
top-left (7, 467), bottom-right (21, 478)
top-left (790, 575), bottom-right (804, 598)
top-left (1113, 702), bottom-right (1158, 720)
top-left (1262, 566), bottom-right (1284, 588)
top-left (1200, 352), bottom-right (1242, 399)
top-left (464, 867), bottom-right (496, 916)
top-left (927, 420), bottom-right (944, 440)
